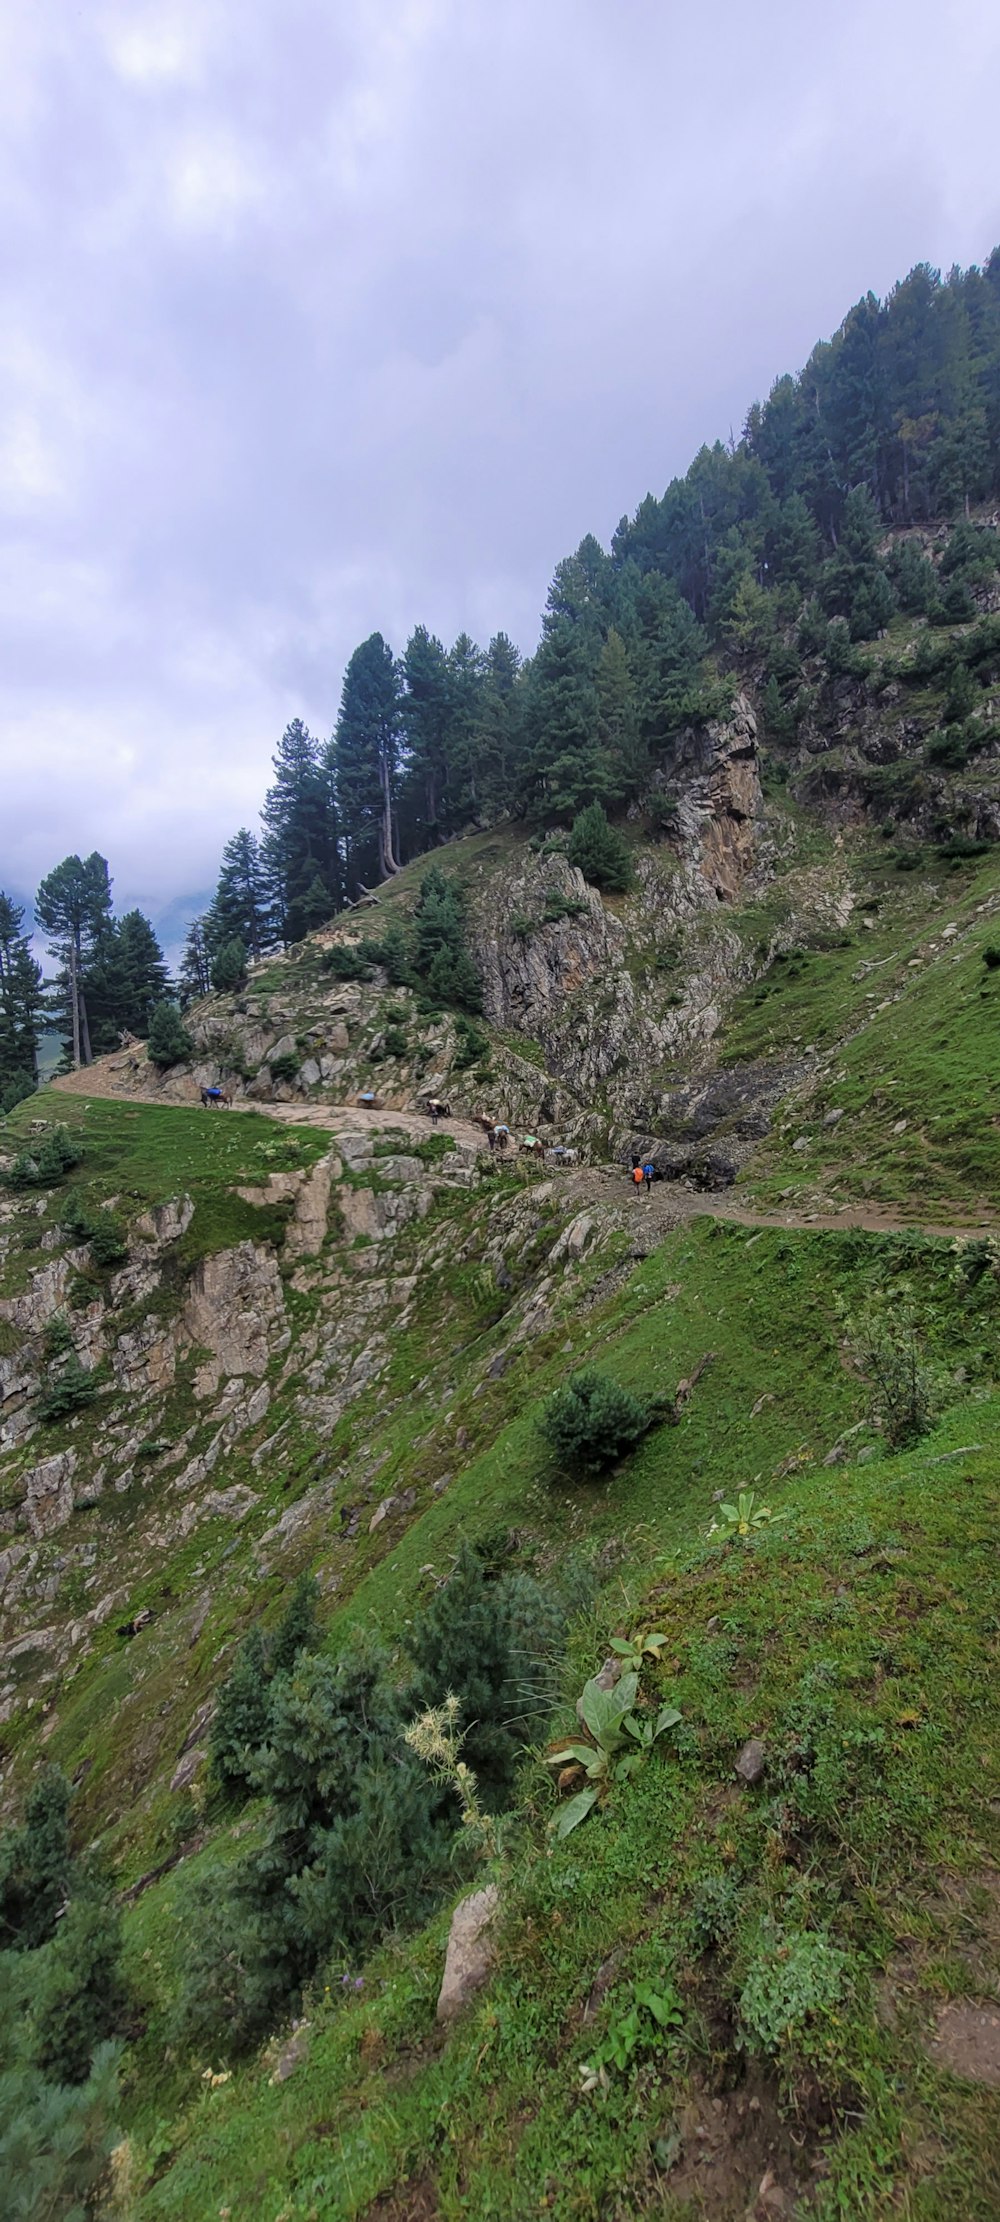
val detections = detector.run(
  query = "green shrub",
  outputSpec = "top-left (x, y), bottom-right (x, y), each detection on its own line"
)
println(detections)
top-left (268, 1052), bottom-right (299, 1084)
top-left (0, 1071), bottom-right (35, 1116)
top-left (566, 804), bottom-right (632, 893)
top-left (147, 1002), bottom-right (193, 1068)
top-left (844, 1294), bottom-right (939, 1448)
top-left (209, 1627), bottom-right (271, 1798)
top-left (380, 1026), bottom-right (408, 1060)
top-left (982, 944), bottom-right (1000, 970)
top-left (4, 1151), bottom-right (45, 1191)
top-left (180, 1640), bottom-right (450, 2056)
top-left (269, 1573), bottom-right (320, 1681)
top-left (59, 1194), bottom-right (96, 1243)
top-left (87, 1217), bottom-right (127, 1270)
top-left (0, 2044), bottom-right (122, 2222)
top-left (40, 1127), bottom-right (83, 1179)
top-left (4, 1125), bottom-right (83, 1191)
top-left (357, 917), bottom-right (414, 987)
top-left (209, 1577), bottom-right (321, 1799)
top-left (43, 1315), bottom-right (74, 1363)
top-left (322, 944), bottom-right (370, 981)
top-left (926, 724), bottom-right (971, 768)
top-left (0, 1771), bottom-right (75, 1952)
top-left (407, 1543), bottom-right (570, 1805)
top-left (36, 1353), bottom-right (102, 1424)
top-left (453, 1015), bottom-right (487, 1070)
top-left (738, 1919), bottom-right (851, 2075)
top-left (542, 890), bottom-right (587, 925)
top-left (32, 1890), bottom-right (130, 2087)
top-left (539, 1367), bottom-right (652, 1476)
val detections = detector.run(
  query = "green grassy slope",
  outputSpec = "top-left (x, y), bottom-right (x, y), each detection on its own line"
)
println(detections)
top-left (102, 1216), bottom-right (1000, 2222)
top-left (3, 820), bottom-right (1000, 2220)
top-left (725, 846), bottom-right (1000, 1216)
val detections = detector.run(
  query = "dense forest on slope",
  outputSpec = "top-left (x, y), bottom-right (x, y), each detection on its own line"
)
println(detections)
top-left (181, 251), bottom-right (1000, 953)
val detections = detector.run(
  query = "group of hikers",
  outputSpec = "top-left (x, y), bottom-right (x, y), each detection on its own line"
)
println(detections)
top-left (472, 1113), bottom-right (549, 1158)
top-left (630, 1152), bottom-right (657, 1194)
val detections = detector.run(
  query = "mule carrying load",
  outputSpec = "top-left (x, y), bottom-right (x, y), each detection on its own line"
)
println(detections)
top-left (422, 1097), bottom-right (451, 1125)
top-left (200, 1086), bottom-right (231, 1109)
top-left (357, 1092), bottom-right (381, 1110)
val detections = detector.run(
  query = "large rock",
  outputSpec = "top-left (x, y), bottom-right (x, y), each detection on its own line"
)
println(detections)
top-left (339, 1183), bottom-right (432, 1243)
top-left (183, 1243), bottom-right (286, 1379)
top-left (23, 1450), bottom-right (78, 1538)
top-left (134, 1196), bottom-right (194, 1246)
top-left (436, 1884), bottom-right (501, 2023)
top-left (236, 1155), bottom-right (337, 1260)
top-left (673, 691), bottom-right (762, 900)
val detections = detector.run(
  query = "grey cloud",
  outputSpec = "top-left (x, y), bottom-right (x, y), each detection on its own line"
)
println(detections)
top-left (3, 0), bottom-right (1000, 926)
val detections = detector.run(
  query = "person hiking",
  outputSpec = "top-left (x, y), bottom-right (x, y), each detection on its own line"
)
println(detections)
top-left (632, 1164), bottom-right (644, 1197)
top-left (643, 1160), bottom-right (655, 1192)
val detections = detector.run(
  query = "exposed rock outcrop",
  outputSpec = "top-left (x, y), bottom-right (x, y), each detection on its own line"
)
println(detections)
top-left (182, 1243), bottom-right (287, 1382)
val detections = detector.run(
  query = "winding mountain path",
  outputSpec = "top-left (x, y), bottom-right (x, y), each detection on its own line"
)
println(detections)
top-left (49, 1060), bottom-right (996, 1245)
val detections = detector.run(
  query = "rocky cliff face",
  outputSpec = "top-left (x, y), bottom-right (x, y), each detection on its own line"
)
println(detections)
top-left (0, 1116), bottom-right (625, 1755)
top-left (470, 694), bottom-right (775, 1139)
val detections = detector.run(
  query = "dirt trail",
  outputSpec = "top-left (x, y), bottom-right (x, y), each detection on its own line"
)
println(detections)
top-left (49, 1064), bottom-right (996, 1244)
top-left (559, 1164), bottom-right (996, 1246)
top-left (50, 1061), bottom-right (494, 1160)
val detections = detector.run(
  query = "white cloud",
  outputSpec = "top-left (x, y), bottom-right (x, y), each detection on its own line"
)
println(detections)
top-left (2, 0), bottom-right (1000, 922)
top-left (99, 1), bottom-right (216, 88)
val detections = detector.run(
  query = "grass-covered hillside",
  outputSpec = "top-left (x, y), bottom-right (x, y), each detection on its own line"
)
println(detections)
top-left (2, 1036), bottom-right (1000, 2214)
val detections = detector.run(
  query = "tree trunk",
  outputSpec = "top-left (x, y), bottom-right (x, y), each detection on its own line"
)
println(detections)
top-left (67, 941), bottom-right (81, 1069)
top-left (378, 751), bottom-right (399, 877)
top-left (79, 988), bottom-right (93, 1067)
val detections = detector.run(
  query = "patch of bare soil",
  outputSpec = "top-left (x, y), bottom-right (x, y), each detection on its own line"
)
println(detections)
top-left (361, 2173), bottom-right (442, 2222)
top-left (928, 2000), bottom-right (1000, 2088)
top-left (649, 2075), bottom-right (814, 2218)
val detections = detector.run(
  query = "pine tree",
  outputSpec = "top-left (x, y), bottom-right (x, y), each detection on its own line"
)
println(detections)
top-left (446, 632), bottom-right (487, 818)
top-left (566, 803), bottom-right (632, 893)
top-left (401, 626), bottom-right (453, 844)
top-left (523, 619), bottom-right (610, 816)
top-left (0, 893), bottom-right (43, 1104)
top-left (411, 868), bottom-right (482, 1012)
top-left (179, 918), bottom-right (213, 1005)
top-left (211, 829), bottom-right (273, 957)
top-left (269, 1574), bottom-right (321, 1681)
top-left (477, 633), bottom-right (523, 813)
top-left (261, 721), bottom-right (339, 942)
top-left (32, 1888), bottom-right (129, 2086)
top-left (210, 937), bottom-right (248, 994)
top-left (35, 855), bottom-right (113, 1069)
top-left (209, 1627), bottom-right (272, 1799)
top-left (146, 1002), bottom-right (193, 1067)
top-left (99, 911), bottom-right (170, 1042)
top-left (331, 635), bottom-right (401, 890)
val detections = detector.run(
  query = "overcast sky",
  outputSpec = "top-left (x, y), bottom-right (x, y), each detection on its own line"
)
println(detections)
top-left (3, 0), bottom-right (1000, 942)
